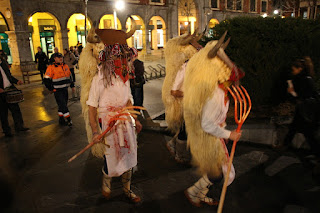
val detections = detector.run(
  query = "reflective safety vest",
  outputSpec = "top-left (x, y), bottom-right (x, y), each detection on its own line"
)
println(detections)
top-left (45, 63), bottom-right (72, 89)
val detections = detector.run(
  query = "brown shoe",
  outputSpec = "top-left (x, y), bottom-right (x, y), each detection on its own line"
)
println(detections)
top-left (124, 189), bottom-right (141, 203)
top-left (102, 189), bottom-right (111, 200)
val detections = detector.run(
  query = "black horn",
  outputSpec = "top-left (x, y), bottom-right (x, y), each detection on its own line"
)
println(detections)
top-left (207, 31), bottom-right (227, 59)
top-left (221, 37), bottom-right (231, 50)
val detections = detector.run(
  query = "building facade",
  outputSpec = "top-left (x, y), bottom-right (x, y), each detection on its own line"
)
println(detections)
top-left (0, 0), bottom-right (273, 73)
top-left (298, 0), bottom-right (320, 19)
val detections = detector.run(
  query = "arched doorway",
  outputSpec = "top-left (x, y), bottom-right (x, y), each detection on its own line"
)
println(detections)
top-left (149, 16), bottom-right (166, 50)
top-left (178, 0), bottom-right (197, 35)
top-left (126, 15), bottom-right (145, 51)
top-left (67, 13), bottom-right (92, 48)
top-left (208, 18), bottom-right (219, 36)
top-left (0, 13), bottom-right (12, 64)
top-left (99, 14), bottom-right (122, 30)
top-left (28, 12), bottom-right (62, 59)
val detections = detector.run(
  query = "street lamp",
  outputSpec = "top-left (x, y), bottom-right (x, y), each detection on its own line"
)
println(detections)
top-left (114, 0), bottom-right (125, 29)
top-left (274, 10), bottom-right (279, 15)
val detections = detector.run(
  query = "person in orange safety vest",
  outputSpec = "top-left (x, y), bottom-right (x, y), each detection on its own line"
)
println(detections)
top-left (44, 53), bottom-right (75, 126)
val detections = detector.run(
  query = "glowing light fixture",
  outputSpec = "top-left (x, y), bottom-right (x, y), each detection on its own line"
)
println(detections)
top-left (184, 22), bottom-right (188, 25)
top-left (262, 13), bottom-right (267, 18)
top-left (28, 16), bottom-right (33, 22)
top-left (274, 10), bottom-right (279, 15)
top-left (115, 0), bottom-right (125, 11)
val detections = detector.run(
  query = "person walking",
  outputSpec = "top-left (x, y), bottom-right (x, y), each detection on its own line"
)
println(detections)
top-left (281, 57), bottom-right (320, 158)
top-left (63, 48), bottom-right (77, 98)
top-left (35, 47), bottom-right (48, 83)
top-left (63, 49), bottom-right (77, 82)
top-left (0, 56), bottom-right (29, 137)
top-left (44, 53), bottom-right (75, 126)
top-left (49, 47), bottom-right (60, 64)
top-left (129, 48), bottom-right (145, 108)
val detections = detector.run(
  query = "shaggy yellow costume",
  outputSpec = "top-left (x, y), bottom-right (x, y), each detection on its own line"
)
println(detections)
top-left (162, 34), bottom-right (198, 132)
top-left (184, 40), bottom-right (231, 178)
top-left (79, 27), bottom-right (105, 158)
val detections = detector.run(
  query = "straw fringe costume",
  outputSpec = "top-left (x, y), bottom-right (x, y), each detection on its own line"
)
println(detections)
top-left (162, 32), bottom-right (202, 163)
top-left (184, 38), bottom-right (242, 206)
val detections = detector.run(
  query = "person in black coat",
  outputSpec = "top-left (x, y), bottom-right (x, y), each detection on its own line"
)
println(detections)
top-left (129, 48), bottom-right (145, 107)
top-left (0, 57), bottom-right (29, 137)
top-left (282, 57), bottom-right (320, 158)
top-left (35, 47), bottom-right (48, 83)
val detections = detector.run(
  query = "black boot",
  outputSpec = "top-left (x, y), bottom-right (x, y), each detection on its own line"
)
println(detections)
top-left (66, 117), bottom-right (72, 127)
top-left (59, 117), bottom-right (67, 126)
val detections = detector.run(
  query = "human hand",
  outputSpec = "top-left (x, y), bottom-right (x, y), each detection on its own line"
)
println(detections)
top-left (229, 130), bottom-right (242, 141)
top-left (0, 88), bottom-right (4, 93)
top-left (72, 87), bottom-right (76, 93)
top-left (135, 120), bottom-right (142, 133)
top-left (17, 80), bottom-right (23, 85)
top-left (92, 132), bottom-right (102, 143)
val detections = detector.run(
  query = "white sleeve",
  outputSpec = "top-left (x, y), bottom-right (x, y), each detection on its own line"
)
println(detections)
top-left (172, 63), bottom-right (187, 91)
top-left (86, 76), bottom-right (100, 108)
top-left (201, 94), bottom-right (231, 139)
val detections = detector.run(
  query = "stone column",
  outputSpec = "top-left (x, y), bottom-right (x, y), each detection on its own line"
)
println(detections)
top-left (60, 29), bottom-right (69, 50)
top-left (6, 31), bottom-right (36, 73)
top-left (168, 3), bottom-right (179, 38)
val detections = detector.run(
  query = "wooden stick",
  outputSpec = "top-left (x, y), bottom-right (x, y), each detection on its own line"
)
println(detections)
top-left (218, 86), bottom-right (251, 213)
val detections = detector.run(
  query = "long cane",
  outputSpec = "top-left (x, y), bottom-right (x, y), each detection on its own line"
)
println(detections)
top-left (217, 85), bottom-right (252, 213)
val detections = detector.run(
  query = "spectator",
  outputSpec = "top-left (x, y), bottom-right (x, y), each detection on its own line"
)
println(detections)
top-left (129, 48), bottom-right (145, 107)
top-left (69, 46), bottom-right (74, 54)
top-left (77, 44), bottom-right (83, 55)
top-left (0, 56), bottom-right (29, 137)
top-left (63, 48), bottom-right (77, 98)
top-left (34, 47), bottom-right (48, 83)
top-left (63, 48), bottom-right (77, 82)
top-left (49, 47), bottom-right (60, 64)
top-left (280, 57), bottom-right (320, 158)
top-left (0, 50), bottom-right (8, 63)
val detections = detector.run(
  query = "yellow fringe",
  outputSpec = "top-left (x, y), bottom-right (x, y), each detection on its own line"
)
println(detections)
top-left (184, 40), bottom-right (232, 178)
top-left (79, 41), bottom-right (106, 159)
top-left (162, 34), bottom-right (198, 132)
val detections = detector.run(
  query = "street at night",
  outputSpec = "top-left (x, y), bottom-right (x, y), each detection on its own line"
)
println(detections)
top-left (1, 0), bottom-right (320, 212)
top-left (0, 70), bottom-right (319, 213)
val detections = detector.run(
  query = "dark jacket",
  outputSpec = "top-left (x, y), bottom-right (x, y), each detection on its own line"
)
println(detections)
top-left (292, 73), bottom-right (320, 125)
top-left (130, 59), bottom-right (145, 88)
top-left (0, 60), bottom-right (18, 89)
top-left (35, 51), bottom-right (48, 70)
top-left (292, 73), bottom-right (317, 100)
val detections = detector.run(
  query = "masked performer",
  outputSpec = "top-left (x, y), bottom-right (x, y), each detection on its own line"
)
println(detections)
top-left (183, 33), bottom-right (244, 206)
top-left (162, 30), bottom-right (203, 163)
top-left (80, 20), bottom-right (142, 203)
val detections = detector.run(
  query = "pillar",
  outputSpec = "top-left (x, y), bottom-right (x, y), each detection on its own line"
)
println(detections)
top-left (6, 31), bottom-right (36, 73)
top-left (60, 28), bottom-right (69, 50)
